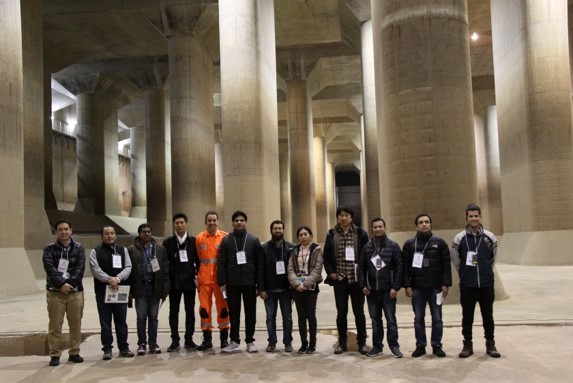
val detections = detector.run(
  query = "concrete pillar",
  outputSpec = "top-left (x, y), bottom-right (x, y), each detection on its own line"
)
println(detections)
top-left (313, 133), bottom-right (328, 242)
top-left (326, 161), bottom-right (336, 230)
top-left (287, 79), bottom-right (316, 235)
top-left (484, 106), bottom-right (503, 235)
top-left (492, 0), bottom-right (573, 264)
top-left (169, 33), bottom-right (216, 234)
top-left (145, 88), bottom-right (171, 236)
top-left (130, 125), bottom-right (146, 218)
top-left (361, 19), bottom-right (381, 225)
top-left (214, 141), bottom-right (225, 228)
top-left (279, 142), bottom-right (293, 240)
top-left (0, 0), bottom-right (38, 295)
top-left (372, 0), bottom-right (478, 233)
top-left (219, 0), bottom-right (280, 238)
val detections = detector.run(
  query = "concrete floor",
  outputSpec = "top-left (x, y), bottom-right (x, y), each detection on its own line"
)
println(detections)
top-left (1, 263), bottom-right (572, 382)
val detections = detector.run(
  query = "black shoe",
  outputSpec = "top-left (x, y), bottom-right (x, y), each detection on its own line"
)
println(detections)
top-left (184, 340), bottom-right (198, 350)
top-left (367, 347), bottom-right (383, 358)
top-left (358, 344), bottom-right (369, 355)
top-left (167, 342), bottom-right (180, 352)
top-left (432, 346), bottom-right (446, 357)
top-left (265, 342), bottom-right (276, 353)
top-left (285, 343), bottom-right (293, 352)
top-left (197, 341), bottom-right (213, 351)
top-left (68, 355), bottom-right (84, 363)
top-left (412, 346), bottom-right (426, 357)
top-left (298, 344), bottom-right (308, 354)
top-left (103, 350), bottom-right (113, 360)
top-left (137, 344), bottom-right (146, 355)
top-left (391, 347), bottom-right (403, 358)
top-left (149, 344), bottom-right (161, 354)
top-left (486, 340), bottom-right (500, 358)
top-left (49, 357), bottom-right (60, 366)
top-left (306, 345), bottom-right (316, 354)
top-left (334, 344), bottom-right (347, 354)
top-left (220, 339), bottom-right (229, 349)
top-left (119, 349), bottom-right (134, 358)
top-left (459, 341), bottom-right (473, 358)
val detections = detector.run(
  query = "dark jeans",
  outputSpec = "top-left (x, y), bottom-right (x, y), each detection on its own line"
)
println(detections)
top-left (411, 287), bottom-right (443, 348)
top-left (460, 286), bottom-right (495, 342)
top-left (293, 290), bottom-right (318, 346)
top-left (95, 292), bottom-right (129, 352)
top-left (264, 289), bottom-right (293, 345)
top-left (366, 290), bottom-right (399, 350)
top-left (333, 280), bottom-right (367, 345)
top-left (135, 282), bottom-right (160, 345)
top-left (169, 287), bottom-right (196, 343)
top-left (227, 284), bottom-right (257, 344)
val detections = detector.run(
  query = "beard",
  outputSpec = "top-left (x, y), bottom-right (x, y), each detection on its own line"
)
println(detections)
top-left (272, 233), bottom-right (284, 242)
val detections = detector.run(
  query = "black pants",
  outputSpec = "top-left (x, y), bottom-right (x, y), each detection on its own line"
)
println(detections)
top-left (293, 290), bottom-right (318, 346)
top-left (227, 284), bottom-right (257, 344)
top-left (169, 288), bottom-right (196, 343)
top-left (460, 286), bottom-right (495, 342)
top-left (333, 279), bottom-right (367, 345)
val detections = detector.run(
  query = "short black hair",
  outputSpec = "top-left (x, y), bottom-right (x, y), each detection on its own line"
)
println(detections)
top-left (172, 213), bottom-right (188, 223)
top-left (414, 213), bottom-right (432, 226)
top-left (465, 203), bottom-right (481, 217)
top-left (270, 220), bottom-right (284, 232)
top-left (370, 217), bottom-right (386, 228)
top-left (137, 223), bottom-right (152, 234)
top-left (54, 219), bottom-right (72, 230)
top-left (336, 205), bottom-right (354, 218)
top-left (296, 225), bottom-right (313, 237)
top-left (231, 210), bottom-right (247, 222)
top-left (204, 210), bottom-right (218, 223)
top-left (101, 226), bottom-right (115, 237)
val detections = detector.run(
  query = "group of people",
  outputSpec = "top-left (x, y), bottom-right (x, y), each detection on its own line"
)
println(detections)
top-left (42, 203), bottom-right (500, 367)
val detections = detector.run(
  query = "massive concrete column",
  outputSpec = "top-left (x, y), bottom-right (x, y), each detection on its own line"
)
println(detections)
top-left (145, 88), bottom-right (171, 236)
top-left (130, 124), bottom-right (146, 218)
top-left (215, 141), bottom-right (225, 227)
top-left (484, 106), bottom-right (503, 235)
top-left (313, 130), bottom-right (328, 242)
top-left (287, 79), bottom-right (316, 235)
top-left (492, 0), bottom-right (573, 264)
top-left (326, 161), bottom-right (336, 230)
top-left (361, 19), bottom-right (381, 224)
top-left (219, 0), bottom-right (280, 238)
top-left (0, 0), bottom-right (37, 295)
top-left (169, 33), bottom-right (216, 234)
top-left (279, 142), bottom-right (292, 240)
top-left (372, 0), bottom-right (478, 234)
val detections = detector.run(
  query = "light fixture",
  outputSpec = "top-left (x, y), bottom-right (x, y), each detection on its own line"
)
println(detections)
top-left (471, 32), bottom-right (479, 41)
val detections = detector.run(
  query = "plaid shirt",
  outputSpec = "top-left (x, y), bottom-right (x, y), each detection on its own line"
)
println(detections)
top-left (336, 225), bottom-right (357, 283)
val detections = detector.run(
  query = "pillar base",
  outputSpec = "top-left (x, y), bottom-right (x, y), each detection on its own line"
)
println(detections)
top-left (0, 248), bottom-right (38, 297)
top-left (498, 230), bottom-right (573, 265)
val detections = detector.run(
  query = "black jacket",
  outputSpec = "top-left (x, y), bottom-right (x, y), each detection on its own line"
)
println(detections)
top-left (128, 238), bottom-right (170, 300)
top-left (217, 230), bottom-right (263, 287)
top-left (402, 232), bottom-right (452, 290)
top-left (162, 234), bottom-right (199, 290)
top-left (259, 239), bottom-right (293, 291)
top-left (358, 235), bottom-right (402, 292)
top-left (92, 243), bottom-right (130, 295)
top-left (43, 238), bottom-right (85, 292)
top-left (323, 224), bottom-right (369, 284)
top-left (451, 226), bottom-right (497, 288)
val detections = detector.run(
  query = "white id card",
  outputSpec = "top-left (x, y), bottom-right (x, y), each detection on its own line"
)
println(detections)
top-left (236, 251), bottom-right (246, 265)
top-left (412, 252), bottom-right (424, 268)
top-left (58, 259), bottom-right (69, 278)
top-left (276, 260), bottom-right (285, 275)
top-left (466, 251), bottom-right (477, 266)
top-left (179, 249), bottom-right (189, 262)
top-left (371, 255), bottom-right (385, 270)
top-left (345, 247), bottom-right (355, 261)
top-left (150, 257), bottom-right (160, 272)
top-left (112, 254), bottom-right (122, 268)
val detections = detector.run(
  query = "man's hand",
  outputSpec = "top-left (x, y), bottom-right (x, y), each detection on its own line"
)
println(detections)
top-left (362, 287), bottom-right (370, 296)
top-left (259, 291), bottom-right (268, 300)
top-left (59, 283), bottom-right (73, 295)
top-left (329, 273), bottom-right (338, 281)
top-left (296, 284), bottom-right (305, 292)
top-left (389, 288), bottom-right (398, 299)
top-left (108, 277), bottom-right (119, 290)
top-left (405, 287), bottom-right (413, 298)
top-left (441, 285), bottom-right (449, 299)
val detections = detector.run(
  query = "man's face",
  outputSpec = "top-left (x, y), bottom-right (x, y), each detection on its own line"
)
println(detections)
top-left (233, 216), bottom-right (247, 231)
top-left (56, 223), bottom-right (72, 243)
top-left (271, 224), bottom-right (284, 241)
top-left (416, 216), bottom-right (432, 234)
top-left (337, 211), bottom-right (352, 228)
top-left (139, 227), bottom-right (153, 243)
top-left (173, 218), bottom-right (187, 236)
top-left (206, 214), bottom-right (219, 233)
top-left (466, 210), bottom-right (482, 228)
top-left (102, 227), bottom-right (116, 245)
top-left (371, 220), bottom-right (386, 238)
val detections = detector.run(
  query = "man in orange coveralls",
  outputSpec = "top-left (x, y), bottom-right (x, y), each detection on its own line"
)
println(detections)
top-left (195, 211), bottom-right (230, 350)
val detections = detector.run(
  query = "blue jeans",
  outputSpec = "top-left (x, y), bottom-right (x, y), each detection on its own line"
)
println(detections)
top-left (366, 290), bottom-right (399, 350)
top-left (264, 289), bottom-right (293, 345)
top-left (135, 282), bottom-right (160, 345)
top-left (96, 293), bottom-right (129, 352)
top-left (411, 288), bottom-right (443, 348)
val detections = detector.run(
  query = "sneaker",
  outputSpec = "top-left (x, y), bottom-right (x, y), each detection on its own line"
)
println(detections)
top-left (334, 344), bottom-right (347, 354)
top-left (412, 346), bottom-right (426, 357)
top-left (284, 343), bottom-right (293, 352)
top-left (119, 349), bottom-right (134, 358)
top-left (222, 340), bottom-right (241, 353)
top-left (184, 340), bottom-right (198, 350)
top-left (246, 342), bottom-right (258, 353)
top-left (367, 347), bottom-right (383, 358)
top-left (49, 356), bottom-right (60, 366)
top-left (433, 346), bottom-right (446, 357)
top-left (298, 344), bottom-right (308, 354)
top-left (68, 354), bottom-right (84, 363)
top-left (391, 347), bottom-right (403, 358)
top-left (103, 350), bottom-right (113, 360)
top-left (137, 344), bottom-right (146, 355)
top-left (265, 343), bottom-right (276, 353)
top-left (149, 344), bottom-right (161, 354)
top-left (167, 342), bottom-right (180, 352)
top-left (306, 345), bottom-right (316, 354)
top-left (358, 344), bottom-right (369, 355)
top-left (197, 341), bottom-right (213, 351)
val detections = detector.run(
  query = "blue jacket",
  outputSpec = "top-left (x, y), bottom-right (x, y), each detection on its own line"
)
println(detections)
top-left (451, 225), bottom-right (497, 288)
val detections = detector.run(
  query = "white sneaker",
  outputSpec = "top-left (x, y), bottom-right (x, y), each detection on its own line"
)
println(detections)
top-left (222, 341), bottom-right (241, 353)
top-left (246, 342), bottom-right (258, 353)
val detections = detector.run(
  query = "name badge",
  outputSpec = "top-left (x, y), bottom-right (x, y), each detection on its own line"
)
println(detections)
top-left (412, 252), bottom-right (423, 268)
top-left (371, 255), bottom-right (384, 270)
top-left (150, 257), bottom-right (160, 272)
top-left (276, 260), bottom-right (285, 275)
top-left (466, 251), bottom-right (478, 267)
top-left (345, 247), bottom-right (355, 261)
top-left (236, 251), bottom-right (246, 265)
top-left (112, 254), bottom-right (122, 268)
top-left (58, 258), bottom-right (69, 277)
top-left (179, 250), bottom-right (188, 262)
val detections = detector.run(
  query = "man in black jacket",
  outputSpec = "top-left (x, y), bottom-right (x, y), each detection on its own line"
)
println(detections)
top-left (402, 213), bottom-right (451, 358)
top-left (218, 210), bottom-right (263, 353)
top-left (358, 217), bottom-right (403, 358)
top-left (258, 220), bottom-right (294, 353)
top-left (89, 226), bottom-right (134, 360)
top-left (162, 213), bottom-right (199, 352)
top-left (323, 205), bottom-right (370, 355)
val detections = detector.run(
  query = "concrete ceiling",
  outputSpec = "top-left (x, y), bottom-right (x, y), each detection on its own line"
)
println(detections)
top-left (43, 0), bottom-right (495, 171)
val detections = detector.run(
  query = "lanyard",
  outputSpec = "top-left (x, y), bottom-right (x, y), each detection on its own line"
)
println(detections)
top-left (61, 246), bottom-right (70, 260)
top-left (233, 234), bottom-right (248, 252)
top-left (414, 236), bottom-right (432, 254)
top-left (464, 232), bottom-right (482, 253)
top-left (298, 246), bottom-right (310, 272)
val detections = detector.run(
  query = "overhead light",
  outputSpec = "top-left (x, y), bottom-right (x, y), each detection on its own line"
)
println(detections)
top-left (471, 32), bottom-right (479, 41)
